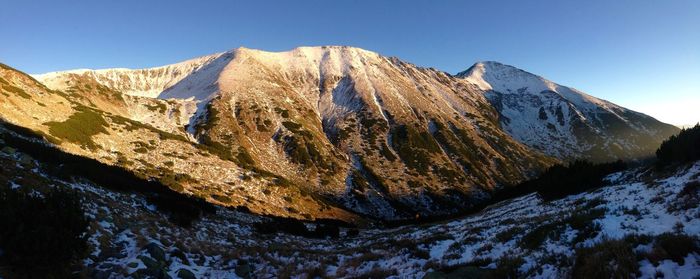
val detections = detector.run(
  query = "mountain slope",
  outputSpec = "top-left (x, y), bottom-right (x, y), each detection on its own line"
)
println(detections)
top-left (0, 62), bottom-right (358, 222)
top-left (457, 61), bottom-right (679, 162)
top-left (31, 47), bottom-right (555, 220)
top-left (35, 52), bottom-right (229, 99)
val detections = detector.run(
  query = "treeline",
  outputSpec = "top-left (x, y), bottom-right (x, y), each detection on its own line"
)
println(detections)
top-left (381, 160), bottom-right (627, 228)
top-left (511, 160), bottom-right (627, 201)
top-left (656, 124), bottom-right (700, 167)
top-left (0, 186), bottom-right (89, 278)
top-left (0, 121), bottom-right (216, 227)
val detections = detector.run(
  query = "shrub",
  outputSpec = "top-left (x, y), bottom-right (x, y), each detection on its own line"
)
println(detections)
top-left (390, 124), bottom-right (441, 174)
top-left (282, 121), bottom-right (303, 132)
top-left (491, 256), bottom-right (524, 279)
top-left (211, 194), bottom-right (232, 203)
top-left (1, 84), bottom-right (32, 99)
top-left (45, 106), bottom-right (108, 150)
top-left (280, 135), bottom-right (322, 167)
top-left (571, 238), bottom-right (637, 279)
top-left (520, 222), bottom-right (564, 250)
top-left (644, 233), bottom-right (699, 265)
top-left (566, 207), bottom-right (605, 243)
top-left (672, 181), bottom-right (700, 211)
top-left (359, 268), bottom-right (398, 278)
top-left (144, 102), bottom-right (167, 113)
top-left (495, 226), bottom-right (521, 243)
top-left (0, 187), bottom-right (89, 278)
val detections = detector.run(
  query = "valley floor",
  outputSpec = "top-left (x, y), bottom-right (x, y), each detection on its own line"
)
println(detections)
top-left (1, 145), bottom-right (699, 278)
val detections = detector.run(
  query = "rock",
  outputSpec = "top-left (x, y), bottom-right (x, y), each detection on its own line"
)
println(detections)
top-left (138, 255), bottom-right (159, 270)
top-left (176, 268), bottom-right (197, 279)
top-left (423, 272), bottom-right (447, 279)
top-left (235, 260), bottom-right (252, 279)
top-left (92, 263), bottom-right (122, 279)
top-left (134, 267), bottom-right (172, 279)
top-left (424, 266), bottom-right (491, 279)
top-left (1, 146), bottom-right (16, 155)
top-left (171, 248), bottom-right (190, 265)
top-left (144, 242), bottom-right (167, 263)
top-left (135, 255), bottom-right (172, 279)
top-left (18, 153), bottom-right (33, 167)
top-left (91, 269), bottom-right (113, 279)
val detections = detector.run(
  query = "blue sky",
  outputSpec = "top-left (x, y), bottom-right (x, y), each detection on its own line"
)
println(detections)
top-left (1, 0), bottom-right (698, 125)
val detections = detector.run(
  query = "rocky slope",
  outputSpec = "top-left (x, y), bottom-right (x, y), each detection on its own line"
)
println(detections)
top-left (0, 63), bottom-right (357, 222)
top-left (457, 61), bottom-right (679, 162)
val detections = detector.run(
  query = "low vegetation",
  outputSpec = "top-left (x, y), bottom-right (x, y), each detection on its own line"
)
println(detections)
top-left (390, 124), bottom-right (441, 175)
top-left (520, 204), bottom-right (605, 250)
top-left (1, 84), bottom-right (32, 99)
top-left (45, 106), bottom-right (108, 150)
top-left (144, 102), bottom-right (167, 113)
top-left (2, 122), bottom-right (216, 227)
top-left (571, 238), bottom-right (638, 279)
top-left (643, 233), bottom-right (699, 265)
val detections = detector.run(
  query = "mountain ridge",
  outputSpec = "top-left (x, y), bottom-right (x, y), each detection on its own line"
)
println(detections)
top-left (1, 46), bottom-right (678, 221)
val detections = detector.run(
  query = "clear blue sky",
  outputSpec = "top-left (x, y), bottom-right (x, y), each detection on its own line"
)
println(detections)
top-left (1, 0), bottom-right (698, 126)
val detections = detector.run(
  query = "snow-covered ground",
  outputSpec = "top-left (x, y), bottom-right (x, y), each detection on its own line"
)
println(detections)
top-left (1, 144), bottom-right (699, 278)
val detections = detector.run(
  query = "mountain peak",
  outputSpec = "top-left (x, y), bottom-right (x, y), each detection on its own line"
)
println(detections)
top-left (231, 45), bottom-right (380, 58)
top-left (456, 61), bottom-right (545, 91)
top-left (454, 60), bottom-right (679, 161)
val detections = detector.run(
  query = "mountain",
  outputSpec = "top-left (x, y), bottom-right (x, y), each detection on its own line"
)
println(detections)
top-left (457, 61), bottom-right (679, 162)
top-left (1, 46), bottom-right (678, 222)
top-left (28, 47), bottom-right (556, 220)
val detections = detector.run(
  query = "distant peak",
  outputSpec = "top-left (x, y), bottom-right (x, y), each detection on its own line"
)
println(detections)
top-left (457, 61), bottom-right (526, 76)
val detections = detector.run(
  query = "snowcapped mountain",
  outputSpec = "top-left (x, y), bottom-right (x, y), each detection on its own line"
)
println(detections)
top-left (24, 47), bottom-right (555, 220)
top-left (457, 61), bottom-right (678, 162)
top-left (37, 51), bottom-right (678, 165)
top-left (2, 46), bottom-right (698, 278)
top-left (6, 46), bottom-right (677, 221)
